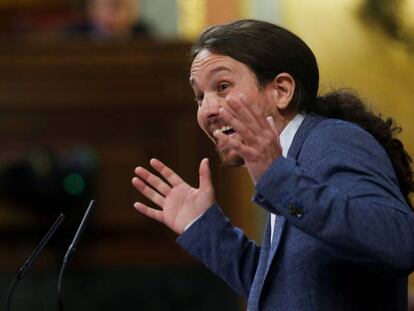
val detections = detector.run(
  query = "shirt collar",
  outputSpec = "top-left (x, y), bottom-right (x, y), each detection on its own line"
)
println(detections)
top-left (279, 113), bottom-right (305, 157)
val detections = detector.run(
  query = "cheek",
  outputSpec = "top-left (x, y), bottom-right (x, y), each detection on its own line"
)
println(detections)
top-left (254, 91), bottom-right (273, 113)
top-left (197, 110), bottom-right (216, 143)
top-left (197, 110), bottom-right (207, 132)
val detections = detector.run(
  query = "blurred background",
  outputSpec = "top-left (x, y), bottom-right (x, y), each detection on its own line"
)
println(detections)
top-left (0, 0), bottom-right (412, 310)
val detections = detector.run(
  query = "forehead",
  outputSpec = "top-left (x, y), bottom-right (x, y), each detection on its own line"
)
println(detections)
top-left (190, 49), bottom-right (246, 85)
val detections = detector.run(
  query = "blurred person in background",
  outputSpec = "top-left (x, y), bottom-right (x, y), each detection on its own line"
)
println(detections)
top-left (132, 19), bottom-right (414, 310)
top-left (0, 0), bottom-right (148, 40)
top-left (67, 0), bottom-right (148, 40)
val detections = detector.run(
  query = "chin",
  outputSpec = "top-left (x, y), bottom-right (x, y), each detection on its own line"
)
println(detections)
top-left (217, 148), bottom-right (245, 167)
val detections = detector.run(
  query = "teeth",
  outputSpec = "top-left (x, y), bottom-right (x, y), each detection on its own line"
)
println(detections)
top-left (213, 125), bottom-right (232, 137)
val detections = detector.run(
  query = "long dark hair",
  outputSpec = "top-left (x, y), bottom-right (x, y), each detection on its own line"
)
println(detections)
top-left (191, 19), bottom-right (413, 208)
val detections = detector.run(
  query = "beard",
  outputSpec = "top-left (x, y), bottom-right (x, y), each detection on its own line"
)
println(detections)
top-left (216, 146), bottom-right (245, 167)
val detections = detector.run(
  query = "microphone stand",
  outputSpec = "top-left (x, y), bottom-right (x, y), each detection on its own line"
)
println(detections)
top-left (58, 200), bottom-right (96, 311)
top-left (5, 213), bottom-right (65, 311)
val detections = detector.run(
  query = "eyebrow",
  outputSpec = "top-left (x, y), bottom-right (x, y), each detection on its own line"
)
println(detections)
top-left (190, 66), bottom-right (232, 86)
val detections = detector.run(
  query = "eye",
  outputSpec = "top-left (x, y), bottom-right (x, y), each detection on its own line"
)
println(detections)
top-left (194, 93), bottom-right (204, 106)
top-left (217, 82), bottom-right (230, 93)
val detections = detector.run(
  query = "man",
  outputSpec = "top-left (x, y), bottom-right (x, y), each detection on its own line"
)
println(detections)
top-left (132, 20), bottom-right (414, 310)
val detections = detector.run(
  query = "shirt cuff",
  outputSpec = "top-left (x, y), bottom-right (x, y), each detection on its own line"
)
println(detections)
top-left (184, 213), bottom-right (205, 232)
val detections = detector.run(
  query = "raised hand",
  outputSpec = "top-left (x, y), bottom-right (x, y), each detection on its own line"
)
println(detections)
top-left (213, 96), bottom-right (282, 184)
top-left (132, 158), bottom-right (214, 235)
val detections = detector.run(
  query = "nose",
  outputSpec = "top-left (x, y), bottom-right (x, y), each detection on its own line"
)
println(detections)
top-left (199, 93), bottom-right (221, 119)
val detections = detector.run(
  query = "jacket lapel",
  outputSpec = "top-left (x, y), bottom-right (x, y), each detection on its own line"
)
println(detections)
top-left (247, 215), bottom-right (272, 310)
top-left (266, 215), bottom-right (286, 271)
top-left (249, 115), bottom-right (325, 309)
top-left (263, 115), bottom-right (325, 274)
top-left (286, 114), bottom-right (325, 160)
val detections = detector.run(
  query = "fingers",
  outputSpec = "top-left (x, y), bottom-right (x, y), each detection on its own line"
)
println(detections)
top-left (132, 158), bottom-right (187, 210)
top-left (150, 158), bottom-right (184, 186)
top-left (134, 166), bottom-right (171, 196)
top-left (246, 98), bottom-right (272, 129)
top-left (225, 96), bottom-right (257, 128)
top-left (199, 158), bottom-right (213, 192)
top-left (266, 116), bottom-right (282, 147)
top-left (266, 116), bottom-right (278, 135)
top-left (132, 177), bottom-right (165, 207)
top-left (134, 202), bottom-right (164, 223)
top-left (226, 96), bottom-right (270, 131)
top-left (214, 131), bottom-right (256, 161)
top-left (218, 107), bottom-right (256, 143)
top-left (218, 98), bottom-right (275, 148)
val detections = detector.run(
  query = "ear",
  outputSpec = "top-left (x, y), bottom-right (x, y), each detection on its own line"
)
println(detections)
top-left (269, 73), bottom-right (295, 110)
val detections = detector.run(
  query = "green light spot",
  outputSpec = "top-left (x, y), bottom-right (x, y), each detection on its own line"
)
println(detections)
top-left (63, 173), bottom-right (85, 195)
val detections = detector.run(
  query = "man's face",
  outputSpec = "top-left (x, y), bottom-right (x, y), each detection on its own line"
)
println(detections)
top-left (190, 49), bottom-right (278, 167)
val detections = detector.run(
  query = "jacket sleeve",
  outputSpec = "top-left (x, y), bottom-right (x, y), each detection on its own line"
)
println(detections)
top-left (254, 119), bottom-right (414, 275)
top-left (176, 203), bottom-right (261, 297)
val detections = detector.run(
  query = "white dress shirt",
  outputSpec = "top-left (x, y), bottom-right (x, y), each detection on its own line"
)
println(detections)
top-left (270, 113), bottom-right (305, 244)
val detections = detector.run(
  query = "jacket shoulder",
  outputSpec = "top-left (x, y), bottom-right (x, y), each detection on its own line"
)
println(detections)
top-left (305, 117), bottom-right (382, 152)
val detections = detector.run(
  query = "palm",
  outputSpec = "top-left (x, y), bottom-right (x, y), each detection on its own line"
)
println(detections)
top-left (132, 158), bottom-right (214, 234)
top-left (161, 185), bottom-right (199, 231)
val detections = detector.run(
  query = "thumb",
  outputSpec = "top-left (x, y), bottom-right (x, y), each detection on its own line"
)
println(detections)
top-left (199, 158), bottom-right (213, 192)
top-left (266, 116), bottom-right (282, 146)
top-left (266, 116), bottom-right (278, 135)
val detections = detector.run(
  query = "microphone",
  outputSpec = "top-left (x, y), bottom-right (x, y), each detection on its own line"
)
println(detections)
top-left (5, 213), bottom-right (65, 311)
top-left (58, 200), bottom-right (96, 311)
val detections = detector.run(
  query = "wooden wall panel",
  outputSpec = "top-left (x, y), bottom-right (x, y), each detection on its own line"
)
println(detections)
top-left (0, 38), bottom-right (259, 272)
top-left (0, 39), bottom-right (213, 269)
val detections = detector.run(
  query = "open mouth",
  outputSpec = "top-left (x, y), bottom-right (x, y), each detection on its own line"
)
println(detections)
top-left (213, 125), bottom-right (236, 137)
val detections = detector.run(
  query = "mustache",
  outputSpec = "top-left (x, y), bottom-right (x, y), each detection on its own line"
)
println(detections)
top-left (206, 116), bottom-right (224, 131)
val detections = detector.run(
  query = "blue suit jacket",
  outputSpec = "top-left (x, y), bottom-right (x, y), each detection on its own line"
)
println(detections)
top-left (177, 115), bottom-right (414, 310)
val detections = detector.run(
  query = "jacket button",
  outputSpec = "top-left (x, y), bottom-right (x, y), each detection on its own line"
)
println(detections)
top-left (258, 195), bottom-right (267, 203)
top-left (288, 204), bottom-right (303, 217)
